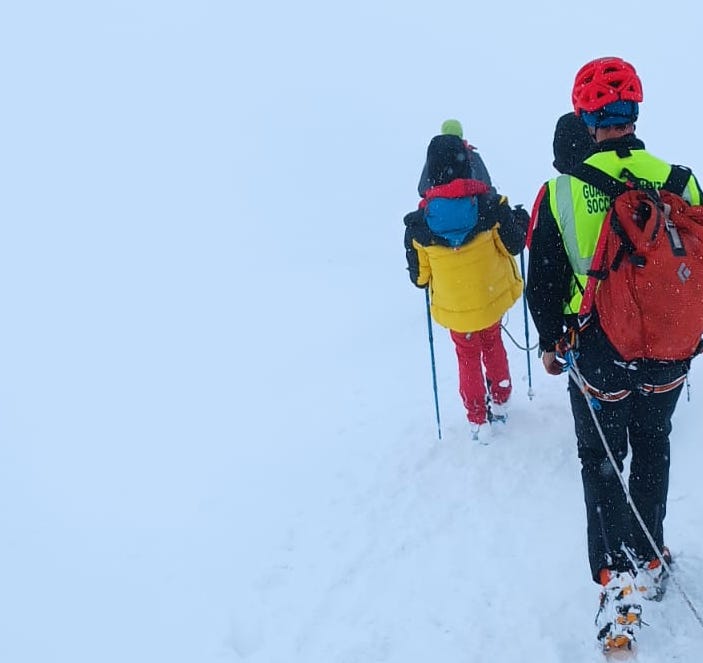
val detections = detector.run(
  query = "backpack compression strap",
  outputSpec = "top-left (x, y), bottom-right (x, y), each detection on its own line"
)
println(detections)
top-left (572, 162), bottom-right (691, 198)
top-left (570, 163), bottom-right (628, 198)
top-left (662, 164), bottom-right (691, 197)
top-left (570, 163), bottom-right (638, 272)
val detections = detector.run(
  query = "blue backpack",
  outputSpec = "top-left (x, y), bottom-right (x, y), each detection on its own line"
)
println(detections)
top-left (424, 195), bottom-right (480, 247)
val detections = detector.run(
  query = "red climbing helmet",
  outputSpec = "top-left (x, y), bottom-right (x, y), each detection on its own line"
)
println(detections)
top-left (572, 57), bottom-right (643, 114)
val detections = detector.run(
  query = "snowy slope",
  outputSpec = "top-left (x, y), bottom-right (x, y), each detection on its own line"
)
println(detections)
top-left (3, 1), bottom-right (703, 662)
top-left (228, 285), bottom-right (703, 662)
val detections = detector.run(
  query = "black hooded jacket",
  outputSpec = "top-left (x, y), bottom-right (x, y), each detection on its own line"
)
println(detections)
top-left (552, 112), bottom-right (594, 175)
top-left (417, 135), bottom-right (494, 197)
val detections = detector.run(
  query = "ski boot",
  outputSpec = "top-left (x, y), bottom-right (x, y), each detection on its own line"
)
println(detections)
top-left (470, 422), bottom-right (491, 444)
top-left (596, 569), bottom-right (642, 655)
top-left (636, 546), bottom-right (672, 601)
top-left (487, 400), bottom-right (508, 424)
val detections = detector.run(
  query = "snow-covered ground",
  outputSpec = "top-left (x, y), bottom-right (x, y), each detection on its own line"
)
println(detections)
top-left (3, 2), bottom-right (703, 662)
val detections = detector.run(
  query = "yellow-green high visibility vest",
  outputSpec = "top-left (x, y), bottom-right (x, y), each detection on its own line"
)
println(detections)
top-left (548, 149), bottom-right (701, 315)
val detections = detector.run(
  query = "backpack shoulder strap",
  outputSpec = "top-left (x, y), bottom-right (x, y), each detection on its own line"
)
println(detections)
top-left (570, 163), bottom-right (628, 198)
top-left (662, 164), bottom-right (691, 196)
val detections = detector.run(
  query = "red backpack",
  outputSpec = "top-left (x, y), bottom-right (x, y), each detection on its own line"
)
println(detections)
top-left (575, 165), bottom-right (703, 361)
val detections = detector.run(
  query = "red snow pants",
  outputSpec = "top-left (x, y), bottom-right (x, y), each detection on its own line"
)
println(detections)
top-left (449, 322), bottom-right (512, 425)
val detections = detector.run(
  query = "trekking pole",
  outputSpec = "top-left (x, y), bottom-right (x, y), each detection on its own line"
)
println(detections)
top-left (425, 287), bottom-right (442, 440)
top-left (519, 250), bottom-right (534, 399)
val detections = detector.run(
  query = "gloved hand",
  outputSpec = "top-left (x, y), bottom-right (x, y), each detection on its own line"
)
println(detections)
top-left (541, 330), bottom-right (578, 374)
top-left (512, 204), bottom-right (530, 230)
top-left (481, 192), bottom-right (501, 215)
top-left (541, 350), bottom-right (565, 376)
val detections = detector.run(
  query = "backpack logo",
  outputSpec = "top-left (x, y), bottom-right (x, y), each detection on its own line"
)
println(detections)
top-left (678, 262), bottom-right (692, 283)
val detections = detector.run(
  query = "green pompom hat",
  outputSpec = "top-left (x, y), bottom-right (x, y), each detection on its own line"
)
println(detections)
top-left (441, 119), bottom-right (463, 138)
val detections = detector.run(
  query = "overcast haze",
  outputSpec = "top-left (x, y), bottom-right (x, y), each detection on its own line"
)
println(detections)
top-left (3, 2), bottom-right (703, 662)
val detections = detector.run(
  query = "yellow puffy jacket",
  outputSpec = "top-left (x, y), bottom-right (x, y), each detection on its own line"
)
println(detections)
top-left (413, 226), bottom-right (523, 333)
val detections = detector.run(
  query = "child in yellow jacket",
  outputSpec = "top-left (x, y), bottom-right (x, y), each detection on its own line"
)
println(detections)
top-left (404, 133), bottom-right (528, 440)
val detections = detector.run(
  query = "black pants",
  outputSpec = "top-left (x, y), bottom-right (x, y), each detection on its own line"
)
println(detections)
top-left (568, 324), bottom-right (686, 583)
